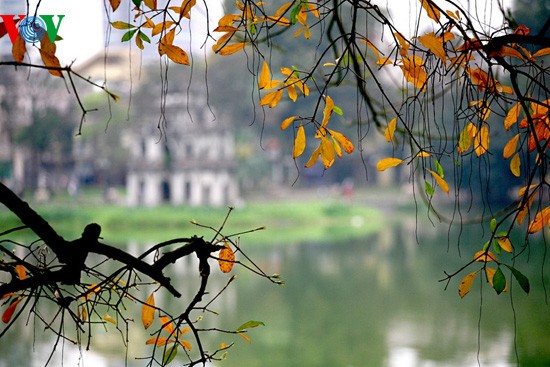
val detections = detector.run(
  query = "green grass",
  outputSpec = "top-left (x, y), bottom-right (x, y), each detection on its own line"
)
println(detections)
top-left (0, 196), bottom-right (384, 246)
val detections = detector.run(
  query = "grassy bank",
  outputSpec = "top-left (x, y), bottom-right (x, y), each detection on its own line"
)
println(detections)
top-left (0, 195), bottom-right (385, 246)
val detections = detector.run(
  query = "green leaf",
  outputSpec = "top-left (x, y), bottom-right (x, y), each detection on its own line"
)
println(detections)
top-left (492, 267), bottom-right (506, 295)
top-left (121, 29), bottom-right (138, 42)
top-left (162, 345), bottom-right (178, 365)
top-left (424, 180), bottom-right (434, 197)
top-left (236, 320), bottom-right (265, 332)
top-left (333, 105), bottom-right (344, 116)
top-left (490, 218), bottom-right (497, 233)
top-left (132, 0), bottom-right (143, 7)
top-left (505, 265), bottom-right (530, 294)
top-left (290, 2), bottom-right (302, 24)
top-left (492, 239), bottom-right (501, 254)
top-left (434, 159), bottom-right (444, 178)
top-left (482, 239), bottom-right (490, 251)
top-left (139, 31), bottom-right (151, 43)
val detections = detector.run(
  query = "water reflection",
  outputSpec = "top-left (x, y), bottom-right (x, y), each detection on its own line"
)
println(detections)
top-left (1, 219), bottom-right (548, 366)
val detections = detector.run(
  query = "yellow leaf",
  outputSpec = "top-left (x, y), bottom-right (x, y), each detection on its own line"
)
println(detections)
top-left (400, 55), bottom-right (427, 90)
top-left (458, 123), bottom-right (476, 153)
top-left (321, 96), bottom-right (334, 128)
top-left (260, 90), bottom-right (283, 108)
top-left (160, 316), bottom-right (175, 334)
top-left (458, 270), bottom-right (478, 298)
top-left (144, 0), bottom-right (157, 10)
top-left (510, 152), bottom-right (521, 177)
top-left (503, 134), bottom-right (520, 159)
top-left (179, 0), bottom-right (196, 19)
top-left (103, 314), bottom-right (117, 324)
top-left (420, 0), bottom-right (441, 23)
top-left (517, 193), bottom-right (535, 225)
top-left (497, 237), bottom-right (513, 253)
top-left (305, 144), bottom-right (321, 168)
top-left (532, 47), bottom-right (550, 58)
top-left (417, 32), bottom-right (446, 62)
top-left (426, 169), bottom-right (449, 194)
top-left (287, 84), bottom-right (298, 102)
top-left (142, 292), bottom-right (155, 329)
top-left (239, 332), bottom-right (251, 342)
top-left (473, 250), bottom-right (497, 262)
top-left (152, 21), bottom-right (175, 37)
top-left (328, 129), bottom-right (354, 154)
top-left (280, 116), bottom-right (296, 130)
top-left (416, 151), bottom-right (431, 158)
top-left (527, 207), bottom-right (550, 233)
top-left (159, 43), bottom-right (190, 65)
top-left (259, 60), bottom-right (271, 89)
top-left (376, 57), bottom-right (393, 66)
top-left (385, 117), bottom-right (397, 142)
top-left (293, 124), bottom-right (306, 158)
top-left (320, 135), bottom-right (335, 169)
top-left (218, 243), bottom-right (235, 273)
top-left (218, 42), bottom-right (248, 55)
top-left (504, 102), bottom-right (521, 130)
top-left (15, 265), bottom-right (26, 280)
top-left (376, 158), bottom-right (404, 171)
top-left (332, 137), bottom-right (343, 158)
top-left (394, 32), bottom-right (409, 57)
top-left (81, 306), bottom-right (87, 321)
top-left (474, 125), bottom-right (489, 156)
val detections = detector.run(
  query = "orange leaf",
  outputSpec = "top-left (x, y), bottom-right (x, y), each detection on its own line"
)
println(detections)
top-left (239, 332), bottom-right (251, 342)
top-left (328, 129), bottom-right (354, 154)
top-left (103, 314), bottom-right (117, 324)
top-left (533, 47), bottom-right (550, 58)
top-left (179, 340), bottom-right (192, 350)
top-left (527, 207), bottom-right (550, 233)
top-left (503, 134), bottom-right (520, 159)
top-left (458, 270), bottom-right (478, 298)
top-left (142, 292), bottom-right (155, 329)
top-left (218, 243), bottom-right (235, 273)
top-left (143, 0), bottom-right (157, 9)
top-left (517, 193), bottom-right (535, 225)
top-left (384, 117), bottom-right (397, 142)
top-left (109, 0), bottom-right (121, 11)
top-left (160, 316), bottom-right (175, 334)
top-left (12, 35), bottom-right (26, 63)
top-left (159, 43), bottom-right (190, 65)
top-left (179, 0), bottom-right (197, 19)
top-left (417, 32), bottom-right (445, 62)
top-left (510, 152), bottom-right (521, 177)
top-left (376, 158), bottom-right (404, 171)
top-left (280, 116), bottom-right (296, 130)
top-left (426, 169), bottom-right (449, 194)
top-left (293, 124), bottom-right (306, 158)
top-left (15, 265), bottom-right (26, 280)
top-left (2, 298), bottom-right (22, 323)
top-left (152, 21), bottom-right (175, 37)
top-left (394, 32), bottom-right (409, 56)
top-left (39, 37), bottom-right (62, 77)
top-left (146, 337), bottom-right (174, 346)
top-left (260, 89), bottom-right (283, 108)
top-left (420, 0), bottom-right (441, 23)
top-left (218, 42), bottom-right (248, 55)
top-left (473, 250), bottom-right (497, 262)
top-left (400, 55), bottom-right (427, 90)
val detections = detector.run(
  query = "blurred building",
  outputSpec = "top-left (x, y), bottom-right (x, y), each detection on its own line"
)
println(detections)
top-left (125, 92), bottom-right (240, 207)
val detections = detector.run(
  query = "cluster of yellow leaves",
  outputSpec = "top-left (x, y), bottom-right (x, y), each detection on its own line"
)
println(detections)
top-left (142, 292), bottom-right (192, 355)
top-left (109, 0), bottom-right (193, 65)
top-left (281, 96), bottom-right (354, 169)
top-left (258, 61), bottom-right (310, 108)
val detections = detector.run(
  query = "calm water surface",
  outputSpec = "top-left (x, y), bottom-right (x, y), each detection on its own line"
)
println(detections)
top-left (0, 218), bottom-right (548, 367)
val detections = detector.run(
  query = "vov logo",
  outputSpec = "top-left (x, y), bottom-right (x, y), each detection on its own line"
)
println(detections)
top-left (0, 15), bottom-right (64, 44)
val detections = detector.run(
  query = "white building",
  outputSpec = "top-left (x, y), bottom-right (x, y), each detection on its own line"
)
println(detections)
top-left (125, 92), bottom-right (240, 207)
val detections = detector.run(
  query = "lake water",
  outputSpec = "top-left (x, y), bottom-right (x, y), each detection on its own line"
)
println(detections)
top-left (0, 218), bottom-right (548, 367)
